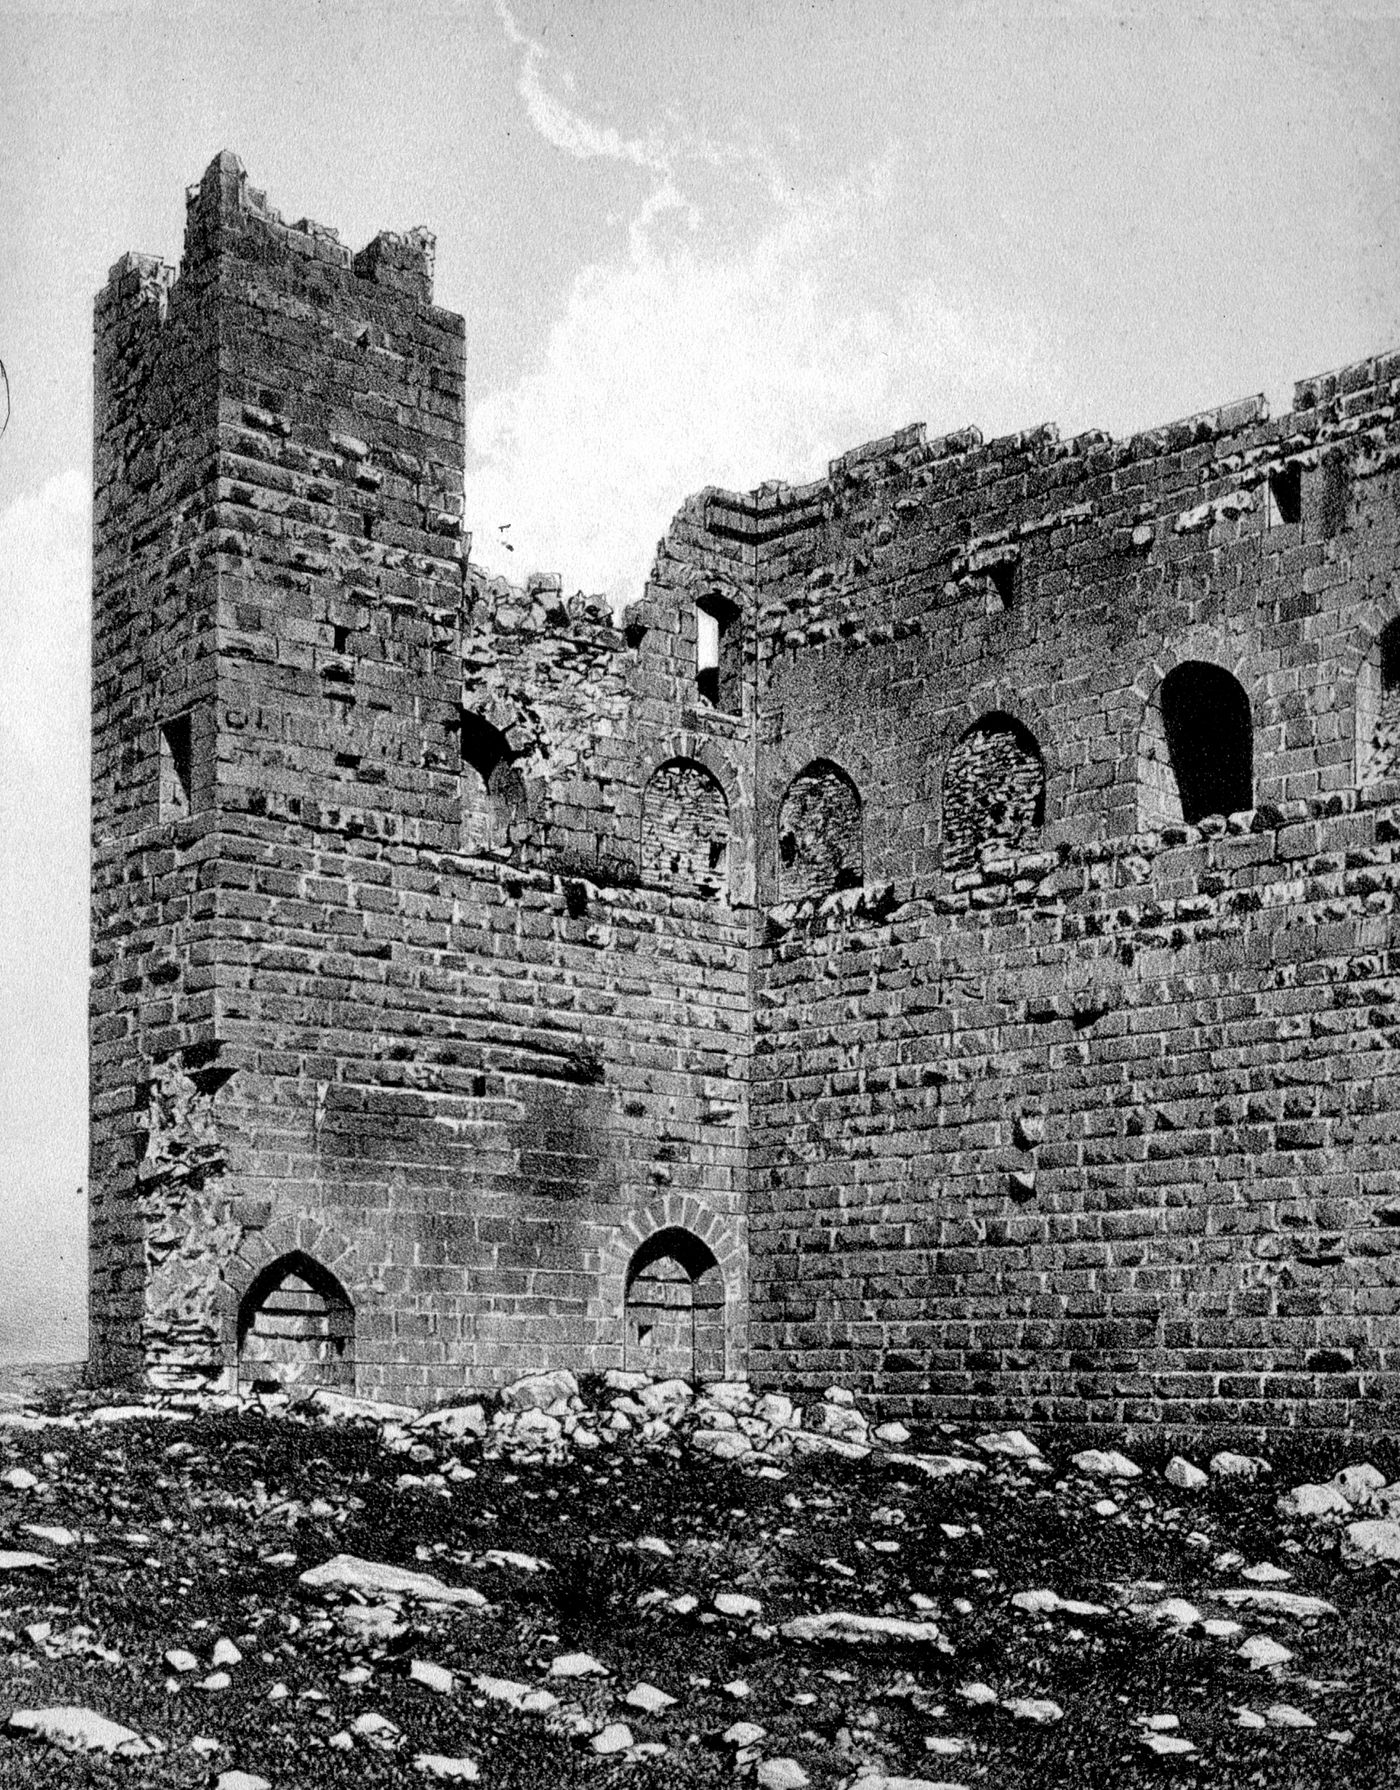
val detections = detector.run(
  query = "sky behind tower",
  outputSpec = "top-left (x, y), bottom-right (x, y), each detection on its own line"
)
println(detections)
top-left (1, 0), bottom-right (1398, 1359)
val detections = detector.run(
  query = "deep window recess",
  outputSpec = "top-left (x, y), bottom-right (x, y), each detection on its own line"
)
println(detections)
top-left (1160, 662), bottom-right (1253, 822)
top-left (1267, 463), bottom-right (1302, 528)
top-left (1360, 618), bottom-right (1400, 788)
top-left (160, 714), bottom-right (193, 821)
top-left (696, 597), bottom-right (741, 712)
top-left (640, 757), bottom-right (729, 899)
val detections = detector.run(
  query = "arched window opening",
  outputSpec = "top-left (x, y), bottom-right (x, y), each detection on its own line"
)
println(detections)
top-left (460, 710), bottom-right (524, 853)
top-left (640, 758), bottom-right (729, 899)
top-left (1160, 662), bottom-right (1252, 823)
top-left (236, 1252), bottom-right (354, 1392)
top-left (777, 759), bottom-right (864, 900)
top-left (1359, 618), bottom-right (1400, 788)
top-left (624, 1228), bottom-right (724, 1382)
top-left (941, 713), bottom-right (1045, 872)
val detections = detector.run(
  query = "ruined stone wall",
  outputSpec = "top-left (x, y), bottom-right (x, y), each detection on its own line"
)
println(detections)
top-left (93, 157), bottom-right (753, 1398)
top-left (746, 362), bottom-right (1400, 1433)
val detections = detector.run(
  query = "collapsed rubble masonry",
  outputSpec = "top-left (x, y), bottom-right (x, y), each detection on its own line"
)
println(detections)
top-left (91, 153), bottom-right (1400, 1432)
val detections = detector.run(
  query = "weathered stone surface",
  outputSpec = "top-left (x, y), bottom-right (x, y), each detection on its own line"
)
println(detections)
top-left (91, 155), bottom-right (1400, 1434)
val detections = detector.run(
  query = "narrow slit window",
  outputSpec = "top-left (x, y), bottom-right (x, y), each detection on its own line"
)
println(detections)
top-left (1267, 463), bottom-right (1302, 528)
top-left (696, 607), bottom-right (721, 707)
top-left (160, 714), bottom-right (193, 820)
top-left (987, 558), bottom-right (1017, 613)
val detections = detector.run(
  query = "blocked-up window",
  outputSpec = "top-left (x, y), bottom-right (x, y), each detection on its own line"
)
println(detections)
top-left (942, 713), bottom-right (1045, 871)
top-left (777, 759), bottom-right (864, 899)
top-left (696, 596), bottom-right (741, 712)
top-left (1160, 662), bottom-right (1252, 822)
top-left (640, 757), bottom-right (729, 899)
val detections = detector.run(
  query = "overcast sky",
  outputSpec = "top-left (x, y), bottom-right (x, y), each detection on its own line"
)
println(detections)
top-left (2, 0), bottom-right (1398, 1361)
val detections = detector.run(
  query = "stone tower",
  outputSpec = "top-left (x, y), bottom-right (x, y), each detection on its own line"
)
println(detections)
top-left (91, 155), bottom-right (752, 1398)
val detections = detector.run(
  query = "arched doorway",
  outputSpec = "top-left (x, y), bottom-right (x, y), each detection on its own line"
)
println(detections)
top-left (236, 1251), bottom-right (354, 1392)
top-left (624, 1228), bottom-right (725, 1382)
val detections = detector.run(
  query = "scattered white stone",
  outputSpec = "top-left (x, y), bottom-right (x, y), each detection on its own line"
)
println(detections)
top-left (1238, 1636), bottom-right (1294, 1670)
top-left (164, 1649), bottom-right (199, 1674)
top-left (705, 1381), bottom-right (753, 1412)
top-left (1236, 1707), bottom-right (1266, 1728)
top-left (299, 1554), bottom-right (486, 1607)
top-left (1202, 1618), bottom-right (1243, 1639)
top-left (1143, 1599), bottom-right (1202, 1628)
top-left (669, 1593), bottom-right (699, 1614)
top-left (1093, 1499), bottom-right (1120, 1518)
top-left (723, 1679), bottom-right (752, 1698)
top-left (958, 1682), bottom-right (998, 1705)
top-left (1140, 1733), bottom-right (1195, 1756)
top-left (824, 1385), bottom-right (856, 1406)
top-left (547, 1650), bottom-right (608, 1678)
top-left (634, 1536), bottom-right (673, 1557)
top-left (625, 1682), bottom-right (677, 1714)
top-left (851, 1777), bottom-right (973, 1790)
top-left (1345, 1518), bottom-right (1400, 1562)
top-left (410, 1660), bottom-right (455, 1695)
top-left (888, 1452), bottom-right (983, 1481)
top-left (1332, 1464), bottom-right (1385, 1505)
top-left (1265, 1703), bottom-right (1316, 1728)
top-left (975, 1429), bottom-right (1040, 1459)
top-left (22, 1525), bottom-right (76, 1547)
top-left (1011, 1588), bottom-right (1108, 1618)
top-left (873, 1421), bottom-right (912, 1445)
top-left (211, 1638), bottom-right (242, 1667)
top-left (86, 1404), bottom-right (191, 1425)
top-left (1211, 1451), bottom-right (1269, 1479)
top-left (414, 1756), bottom-right (479, 1781)
top-left (471, 1674), bottom-right (558, 1713)
top-left (756, 1393), bottom-right (798, 1428)
top-left (691, 1429), bottom-right (753, 1459)
top-left (1278, 1483), bottom-right (1350, 1519)
top-left (756, 1760), bottom-right (810, 1789)
top-left (0, 1470), bottom-right (38, 1495)
top-left (216, 1774), bottom-right (271, 1790)
top-left (1139, 1714), bottom-right (1179, 1731)
top-left (499, 1369), bottom-right (578, 1412)
top-left (1219, 1588), bottom-right (1336, 1620)
top-left (715, 1592), bottom-right (762, 1618)
top-left (724, 1720), bottom-right (767, 1746)
top-left (924, 1735), bottom-right (968, 1755)
top-left (782, 1610), bottom-right (942, 1644)
top-left (7, 1706), bottom-right (151, 1756)
top-left (198, 1672), bottom-right (232, 1692)
top-left (1003, 1697), bottom-right (1063, 1723)
top-left (591, 1722), bottom-right (633, 1755)
top-left (411, 1404), bottom-right (487, 1440)
top-left (305, 1389), bottom-right (416, 1424)
top-left (1165, 1456), bottom-right (1208, 1491)
top-left (1241, 1562), bottom-right (1292, 1583)
top-left (483, 1549), bottom-right (544, 1573)
top-left (1072, 1449), bottom-right (1141, 1480)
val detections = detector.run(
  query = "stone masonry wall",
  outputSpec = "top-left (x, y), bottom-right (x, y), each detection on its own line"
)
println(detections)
top-left (92, 157), bottom-right (753, 1400)
top-left (742, 359), bottom-right (1400, 1434)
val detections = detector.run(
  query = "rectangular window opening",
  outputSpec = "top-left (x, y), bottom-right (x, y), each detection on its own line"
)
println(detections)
top-left (696, 599), bottom-right (741, 712)
top-left (1267, 463), bottom-right (1302, 528)
top-left (160, 714), bottom-right (193, 821)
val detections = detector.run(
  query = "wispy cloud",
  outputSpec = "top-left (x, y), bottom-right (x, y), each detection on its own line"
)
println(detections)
top-left (467, 31), bottom-right (1061, 606)
top-left (494, 0), bottom-right (669, 174)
